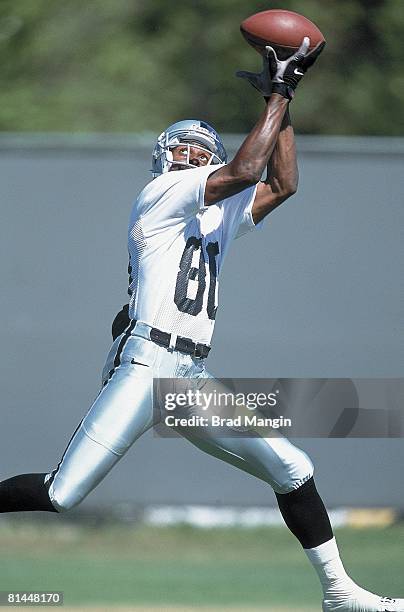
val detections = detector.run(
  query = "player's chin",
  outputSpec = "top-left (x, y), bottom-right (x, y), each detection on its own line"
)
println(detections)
top-left (170, 164), bottom-right (193, 172)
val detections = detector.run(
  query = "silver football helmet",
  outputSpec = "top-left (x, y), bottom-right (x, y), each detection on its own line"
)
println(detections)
top-left (151, 119), bottom-right (227, 177)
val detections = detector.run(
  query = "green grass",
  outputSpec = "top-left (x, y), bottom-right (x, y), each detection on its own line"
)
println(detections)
top-left (0, 522), bottom-right (403, 609)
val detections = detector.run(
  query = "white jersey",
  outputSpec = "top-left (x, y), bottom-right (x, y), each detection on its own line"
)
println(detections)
top-left (127, 164), bottom-right (258, 345)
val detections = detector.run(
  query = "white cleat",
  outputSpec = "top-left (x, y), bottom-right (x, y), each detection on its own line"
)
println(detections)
top-left (322, 581), bottom-right (404, 611)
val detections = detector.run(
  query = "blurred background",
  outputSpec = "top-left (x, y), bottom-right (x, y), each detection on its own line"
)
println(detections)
top-left (0, 0), bottom-right (403, 135)
top-left (0, 1), bottom-right (403, 609)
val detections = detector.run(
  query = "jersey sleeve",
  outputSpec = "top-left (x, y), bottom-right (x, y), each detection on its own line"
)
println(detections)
top-left (135, 165), bottom-right (224, 232)
top-left (220, 183), bottom-right (263, 241)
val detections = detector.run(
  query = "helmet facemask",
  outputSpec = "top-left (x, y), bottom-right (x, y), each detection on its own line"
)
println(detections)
top-left (166, 141), bottom-right (219, 171)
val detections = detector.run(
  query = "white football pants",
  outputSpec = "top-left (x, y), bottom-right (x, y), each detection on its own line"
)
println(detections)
top-left (46, 321), bottom-right (313, 512)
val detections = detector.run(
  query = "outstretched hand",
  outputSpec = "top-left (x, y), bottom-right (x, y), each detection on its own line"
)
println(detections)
top-left (236, 37), bottom-right (325, 100)
top-left (236, 52), bottom-right (273, 97)
top-left (267, 37), bottom-right (325, 98)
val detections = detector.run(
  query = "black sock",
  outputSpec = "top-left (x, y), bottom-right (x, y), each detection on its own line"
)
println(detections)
top-left (0, 473), bottom-right (58, 513)
top-left (275, 477), bottom-right (333, 549)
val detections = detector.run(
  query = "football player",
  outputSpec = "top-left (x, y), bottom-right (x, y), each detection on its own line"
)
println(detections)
top-left (1, 40), bottom-right (403, 611)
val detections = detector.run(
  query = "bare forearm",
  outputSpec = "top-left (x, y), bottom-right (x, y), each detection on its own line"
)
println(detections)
top-left (229, 93), bottom-right (289, 183)
top-left (204, 93), bottom-right (289, 205)
top-left (265, 108), bottom-right (298, 196)
top-left (251, 107), bottom-right (298, 224)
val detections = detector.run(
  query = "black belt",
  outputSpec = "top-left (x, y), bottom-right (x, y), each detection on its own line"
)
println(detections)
top-left (149, 327), bottom-right (210, 358)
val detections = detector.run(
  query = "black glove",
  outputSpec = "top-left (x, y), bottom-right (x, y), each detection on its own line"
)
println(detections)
top-left (236, 37), bottom-right (325, 100)
top-left (236, 52), bottom-right (273, 97)
top-left (267, 37), bottom-right (325, 100)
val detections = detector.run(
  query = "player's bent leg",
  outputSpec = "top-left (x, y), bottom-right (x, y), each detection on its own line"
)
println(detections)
top-left (181, 420), bottom-right (314, 494)
top-left (0, 357), bottom-right (156, 514)
top-left (179, 370), bottom-right (314, 492)
top-left (183, 430), bottom-right (404, 612)
top-left (47, 363), bottom-right (155, 512)
top-left (0, 332), bottom-right (162, 514)
top-left (46, 428), bottom-right (126, 512)
top-left (179, 371), bottom-right (404, 611)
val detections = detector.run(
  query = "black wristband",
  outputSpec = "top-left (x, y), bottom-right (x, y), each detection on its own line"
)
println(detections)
top-left (271, 83), bottom-right (295, 101)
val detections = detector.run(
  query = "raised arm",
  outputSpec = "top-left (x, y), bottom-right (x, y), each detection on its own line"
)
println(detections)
top-left (251, 107), bottom-right (297, 224)
top-left (205, 38), bottom-right (324, 207)
top-left (204, 94), bottom-right (288, 205)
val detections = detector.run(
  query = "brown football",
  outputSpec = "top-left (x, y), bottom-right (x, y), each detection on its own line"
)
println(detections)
top-left (240, 9), bottom-right (325, 58)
